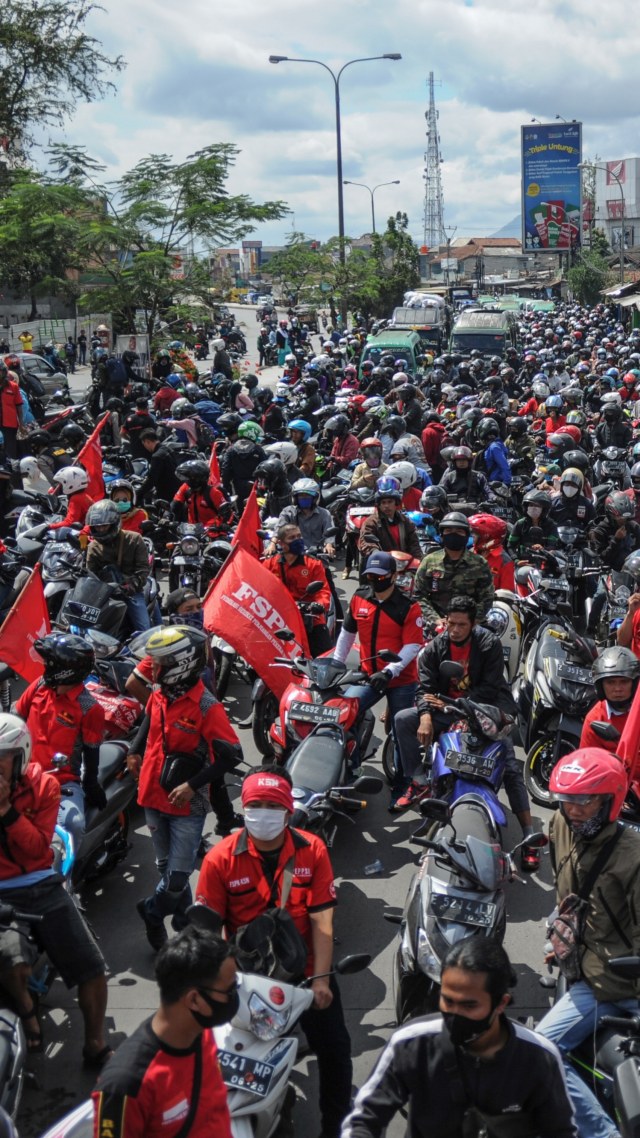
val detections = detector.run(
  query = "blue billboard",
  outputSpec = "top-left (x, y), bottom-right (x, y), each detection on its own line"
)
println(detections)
top-left (521, 122), bottom-right (582, 251)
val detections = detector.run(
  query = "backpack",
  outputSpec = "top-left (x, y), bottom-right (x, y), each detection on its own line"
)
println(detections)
top-left (546, 827), bottom-right (623, 981)
top-left (105, 357), bottom-right (127, 387)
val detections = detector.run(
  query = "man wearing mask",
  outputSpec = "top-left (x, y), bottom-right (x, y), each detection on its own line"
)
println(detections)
top-left (438, 447), bottom-right (493, 506)
top-left (415, 512), bottom-right (495, 630)
top-left (344, 938), bottom-right (576, 1138)
top-left (263, 524), bottom-right (333, 656)
top-left (274, 479), bottom-right (335, 555)
top-left (197, 767), bottom-right (352, 1138)
top-left (92, 927), bottom-right (234, 1138)
top-left (549, 468), bottom-right (595, 530)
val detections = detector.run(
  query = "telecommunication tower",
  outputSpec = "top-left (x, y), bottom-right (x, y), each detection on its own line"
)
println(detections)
top-left (422, 72), bottom-right (446, 249)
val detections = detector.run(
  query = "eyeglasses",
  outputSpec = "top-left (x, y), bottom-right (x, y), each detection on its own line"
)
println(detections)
top-left (199, 979), bottom-right (240, 999)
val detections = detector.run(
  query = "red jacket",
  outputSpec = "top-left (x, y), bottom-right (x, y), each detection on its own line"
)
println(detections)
top-left (581, 700), bottom-right (631, 766)
top-left (16, 679), bottom-right (105, 783)
top-left (49, 490), bottom-right (94, 530)
top-left (482, 547), bottom-right (515, 592)
top-left (421, 421), bottom-right (446, 467)
top-left (173, 482), bottom-right (229, 526)
top-left (330, 433), bottom-right (360, 469)
top-left (0, 765), bottom-right (59, 880)
top-left (137, 682), bottom-right (240, 815)
top-left (121, 507), bottom-right (149, 534)
top-left (342, 585), bottom-right (423, 687)
top-left (263, 553), bottom-right (331, 626)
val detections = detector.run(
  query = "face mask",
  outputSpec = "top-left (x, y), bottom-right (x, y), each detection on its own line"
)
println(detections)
top-left (192, 986), bottom-right (240, 1029)
top-left (287, 537), bottom-right (306, 556)
top-left (114, 499), bottom-right (132, 513)
top-left (366, 575), bottom-right (394, 593)
top-left (562, 485), bottom-right (579, 498)
top-left (244, 807), bottom-right (288, 842)
top-left (176, 609), bottom-right (204, 629)
top-left (296, 496), bottom-right (315, 510)
top-left (442, 533), bottom-right (467, 552)
top-left (527, 506), bottom-right (543, 520)
top-left (561, 801), bottom-right (609, 840)
top-left (443, 1007), bottom-right (496, 1047)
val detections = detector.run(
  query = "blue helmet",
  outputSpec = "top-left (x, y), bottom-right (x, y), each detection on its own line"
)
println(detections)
top-left (375, 476), bottom-right (402, 502)
top-left (288, 419), bottom-right (311, 442)
top-left (546, 394), bottom-right (564, 410)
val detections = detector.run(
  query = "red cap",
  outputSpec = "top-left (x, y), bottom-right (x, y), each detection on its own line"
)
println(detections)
top-left (241, 772), bottom-right (294, 813)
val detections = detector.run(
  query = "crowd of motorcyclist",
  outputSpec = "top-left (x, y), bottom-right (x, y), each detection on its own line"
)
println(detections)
top-left (3, 297), bottom-right (640, 1136)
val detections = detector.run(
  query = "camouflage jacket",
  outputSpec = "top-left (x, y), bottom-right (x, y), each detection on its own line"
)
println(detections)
top-left (414, 548), bottom-right (495, 625)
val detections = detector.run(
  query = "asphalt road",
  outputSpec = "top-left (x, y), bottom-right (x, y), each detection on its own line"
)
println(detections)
top-left (19, 326), bottom-right (557, 1138)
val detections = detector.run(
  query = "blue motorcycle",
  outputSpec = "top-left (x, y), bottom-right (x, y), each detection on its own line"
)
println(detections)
top-left (430, 697), bottom-right (512, 830)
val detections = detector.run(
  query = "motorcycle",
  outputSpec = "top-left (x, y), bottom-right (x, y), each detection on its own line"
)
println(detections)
top-left (166, 521), bottom-right (231, 593)
top-left (0, 902), bottom-right (44, 1120)
top-left (386, 796), bottom-right (547, 1023)
top-left (195, 341), bottom-right (209, 361)
top-left (344, 485), bottom-right (376, 576)
top-left (593, 446), bottom-right (630, 489)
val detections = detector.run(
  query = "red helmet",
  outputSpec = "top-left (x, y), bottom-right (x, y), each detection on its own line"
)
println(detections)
top-left (555, 424), bottom-right (582, 445)
top-left (623, 373), bottom-right (637, 386)
top-left (549, 748), bottom-right (628, 822)
top-left (350, 394), bottom-right (366, 409)
top-left (468, 513), bottom-right (507, 549)
top-left (3, 353), bottom-right (20, 372)
top-left (360, 437), bottom-right (382, 450)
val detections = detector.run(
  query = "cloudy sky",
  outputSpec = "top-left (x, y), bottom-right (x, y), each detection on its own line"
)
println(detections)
top-left (50, 0), bottom-right (640, 250)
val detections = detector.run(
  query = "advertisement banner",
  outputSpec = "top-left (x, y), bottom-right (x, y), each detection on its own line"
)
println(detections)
top-left (521, 122), bottom-right (582, 251)
top-left (115, 333), bottom-right (150, 376)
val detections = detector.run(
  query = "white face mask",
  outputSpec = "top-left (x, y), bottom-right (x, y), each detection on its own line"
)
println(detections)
top-left (527, 506), bottom-right (543, 519)
top-left (562, 484), bottom-right (579, 498)
top-left (244, 807), bottom-right (288, 842)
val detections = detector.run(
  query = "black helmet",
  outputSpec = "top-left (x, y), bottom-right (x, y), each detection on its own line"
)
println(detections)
top-left (325, 413), bottom-right (350, 437)
top-left (399, 383), bottom-right (416, 401)
top-left (605, 491), bottom-right (635, 523)
top-left (60, 423), bottom-right (87, 448)
top-left (623, 551), bottom-right (640, 582)
top-left (546, 431), bottom-right (573, 456)
top-left (130, 383), bottom-right (147, 400)
top-left (216, 411), bottom-right (242, 436)
top-left (304, 378), bottom-right (320, 394)
top-left (385, 415), bottom-right (406, 440)
top-left (507, 417), bottom-right (527, 437)
top-left (452, 445), bottom-right (473, 464)
top-left (86, 498), bottom-right (121, 542)
top-left (631, 461), bottom-right (640, 488)
top-left (254, 456), bottom-right (287, 487)
top-left (592, 646), bottom-right (640, 702)
top-left (563, 449), bottom-right (591, 475)
top-left (254, 386), bottom-right (273, 408)
top-left (27, 429), bottom-right (52, 452)
top-left (34, 632), bottom-right (95, 688)
top-left (204, 538), bottom-right (233, 577)
top-left (420, 485), bottom-right (448, 514)
top-left (440, 511), bottom-right (470, 533)
top-left (106, 397), bottom-right (125, 412)
top-left (245, 374), bottom-right (259, 391)
top-left (176, 459), bottom-right (210, 488)
top-left (522, 489), bottom-right (551, 513)
top-left (477, 417), bottom-right (500, 442)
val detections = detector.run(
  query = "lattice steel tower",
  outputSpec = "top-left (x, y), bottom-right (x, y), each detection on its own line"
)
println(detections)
top-left (422, 72), bottom-right (446, 249)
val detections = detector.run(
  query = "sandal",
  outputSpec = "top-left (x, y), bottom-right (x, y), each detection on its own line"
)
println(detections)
top-left (19, 1004), bottom-right (43, 1054)
top-left (82, 1044), bottom-right (114, 1070)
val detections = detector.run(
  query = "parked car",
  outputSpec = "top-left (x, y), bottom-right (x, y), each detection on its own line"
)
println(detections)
top-left (1, 352), bottom-right (70, 397)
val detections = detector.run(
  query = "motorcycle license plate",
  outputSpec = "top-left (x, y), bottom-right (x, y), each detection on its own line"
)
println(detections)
top-left (289, 701), bottom-right (341, 724)
top-left (65, 600), bottom-right (101, 623)
top-left (445, 750), bottom-right (496, 778)
top-left (540, 578), bottom-right (570, 593)
top-left (429, 894), bottom-right (496, 928)
top-left (557, 662), bottom-right (592, 684)
top-left (349, 508), bottom-right (375, 517)
top-left (604, 462), bottom-right (626, 473)
top-left (218, 1051), bottom-right (274, 1098)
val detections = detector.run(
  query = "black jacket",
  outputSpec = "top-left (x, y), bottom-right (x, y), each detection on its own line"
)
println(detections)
top-left (220, 439), bottom-right (266, 506)
top-left (595, 419), bottom-right (632, 449)
top-left (415, 625), bottom-right (516, 718)
top-left (590, 516), bottom-right (640, 571)
top-left (138, 443), bottom-right (180, 503)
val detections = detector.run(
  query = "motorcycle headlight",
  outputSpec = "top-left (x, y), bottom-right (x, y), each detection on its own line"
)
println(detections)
top-left (416, 927), bottom-right (441, 980)
top-left (180, 537), bottom-right (200, 556)
top-left (485, 607), bottom-right (508, 638)
top-left (248, 991), bottom-right (291, 1041)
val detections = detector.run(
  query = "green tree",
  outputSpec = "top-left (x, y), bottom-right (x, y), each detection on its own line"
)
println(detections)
top-left (567, 249), bottom-right (614, 305)
top-left (56, 145), bottom-right (288, 336)
top-left (264, 232), bottom-right (331, 304)
top-left (370, 212), bottom-right (420, 313)
top-left (0, 170), bottom-right (91, 318)
top-left (0, 0), bottom-right (125, 154)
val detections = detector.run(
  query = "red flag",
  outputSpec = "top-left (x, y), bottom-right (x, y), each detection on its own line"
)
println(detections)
top-left (209, 443), bottom-right (221, 488)
top-left (0, 565), bottom-right (50, 682)
top-left (618, 683), bottom-right (640, 778)
top-left (75, 412), bottom-right (109, 500)
top-left (231, 483), bottom-right (262, 559)
top-left (203, 545), bottom-right (309, 699)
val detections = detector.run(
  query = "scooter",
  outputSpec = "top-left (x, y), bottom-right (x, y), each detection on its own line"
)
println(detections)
top-left (0, 901), bottom-right (43, 1120)
top-left (386, 797), bottom-right (547, 1023)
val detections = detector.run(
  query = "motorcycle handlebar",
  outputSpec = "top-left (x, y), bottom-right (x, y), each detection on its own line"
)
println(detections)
top-left (0, 902), bottom-right (43, 925)
top-left (600, 1015), bottom-right (640, 1033)
top-left (411, 836), bottom-right (442, 851)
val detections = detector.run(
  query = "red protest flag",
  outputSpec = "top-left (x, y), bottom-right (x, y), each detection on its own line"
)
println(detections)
top-left (75, 412), bottom-right (109, 500)
top-left (617, 682), bottom-right (640, 780)
top-left (0, 564), bottom-right (50, 682)
top-left (209, 443), bottom-right (222, 488)
top-left (231, 483), bottom-right (262, 559)
top-left (203, 545), bottom-right (309, 699)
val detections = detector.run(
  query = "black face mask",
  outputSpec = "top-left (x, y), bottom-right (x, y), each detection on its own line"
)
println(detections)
top-left (192, 987), bottom-right (239, 1029)
top-left (442, 533), bottom-right (467, 552)
top-left (442, 1006), bottom-right (497, 1047)
top-left (366, 575), bottom-right (394, 593)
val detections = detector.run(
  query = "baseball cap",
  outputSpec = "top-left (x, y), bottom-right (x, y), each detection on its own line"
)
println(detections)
top-left (364, 551), bottom-right (396, 576)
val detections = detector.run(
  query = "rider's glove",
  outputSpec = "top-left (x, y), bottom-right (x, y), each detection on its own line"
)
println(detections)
top-left (369, 669), bottom-right (392, 693)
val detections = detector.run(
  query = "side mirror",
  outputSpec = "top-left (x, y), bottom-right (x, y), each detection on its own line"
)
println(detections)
top-left (609, 956), bottom-right (640, 980)
top-left (379, 649), bottom-right (402, 663)
top-left (439, 660), bottom-right (465, 681)
top-left (185, 903), bottom-right (224, 935)
top-left (420, 797), bottom-right (451, 824)
top-left (275, 628), bottom-right (295, 642)
top-left (305, 579), bottom-right (324, 596)
top-left (323, 526), bottom-right (338, 537)
top-left (521, 831), bottom-right (548, 849)
top-left (528, 526), bottom-right (544, 544)
top-left (335, 953), bottom-right (371, 975)
top-left (351, 775), bottom-right (383, 795)
top-left (589, 720), bottom-right (621, 743)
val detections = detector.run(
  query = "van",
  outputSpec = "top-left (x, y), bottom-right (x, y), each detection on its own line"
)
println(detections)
top-left (358, 330), bottom-right (424, 378)
top-left (390, 305), bottom-right (447, 353)
top-left (449, 308), bottom-right (519, 360)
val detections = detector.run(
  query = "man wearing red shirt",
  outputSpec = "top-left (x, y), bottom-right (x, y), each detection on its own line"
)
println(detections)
top-left (263, 523), bottom-right (333, 655)
top-left (93, 926), bottom-right (234, 1138)
top-left (171, 460), bottom-right (233, 529)
top-left (196, 768), bottom-right (352, 1138)
top-left (580, 648), bottom-right (639, 772)
top-left (0, 363), bottom-right (24, 459)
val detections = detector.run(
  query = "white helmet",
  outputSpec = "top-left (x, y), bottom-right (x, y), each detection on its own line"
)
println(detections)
top-left (264, 441), bottom-right (298, 468)
top-left (19, 457), bottom-right (40, 479)
top-left (275, 383), bottom-right (290, 399)
top-left (284, 353), bottom-right (296, 364)
top-left (291, 477), bottom-right (319, 497)
top-left (212, 338), bottom-right (225, 351)
top-left (53, 466), bottom-right (89, 495)
top-left (385, 460), bottom-right (417, 490)
top-left (0, 714), bottom-right (32, 777)
top-left (601, 391), bottom-right (622, 408)
top-left (392, 371), bottom-right (406, 385)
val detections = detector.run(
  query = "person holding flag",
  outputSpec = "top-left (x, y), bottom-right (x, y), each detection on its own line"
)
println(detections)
top-left (263, 523), bottom-right (333, 657)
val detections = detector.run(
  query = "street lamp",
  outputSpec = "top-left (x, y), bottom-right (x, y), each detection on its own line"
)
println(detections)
top-left (578, 161), bottom-right (625, 284)
top-left (342, 179), bottom-right (400, 234)
top-left (269, 52), bottom-right (402, 323)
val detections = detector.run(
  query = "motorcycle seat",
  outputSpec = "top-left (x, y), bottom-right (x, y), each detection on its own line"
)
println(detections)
top-left (286, 724), bottom-right (344, 792)
top-left (98, 742), bottom-right (128, 786)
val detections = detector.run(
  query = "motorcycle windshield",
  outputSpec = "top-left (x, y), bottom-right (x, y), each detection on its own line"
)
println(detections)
top-left (465, 835), bottom-right (506, 891)
top-left (307, 658), bottom-right (347, 689)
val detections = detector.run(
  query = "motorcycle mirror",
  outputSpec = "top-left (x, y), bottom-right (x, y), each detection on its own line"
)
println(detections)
top-left (517, 831), bottom-right (548, 850)
top-left (275, 629), bottom-right (295, 642)
top-left (140, 520), bottom-right (155, 536)
top-left (51, 752), bottom-right (69, 768)
top-left (335, 953), bottom-right (371, 975)
top-left (351, 775), bottom-right (383, 795)
top-left (608, 956), bottom-right (640, 980)
top-left (589, 720), bottom-right (621, 743)
top-left (323, 526), bottom-right (338, 537)
top-left (438, 660), bottom-right (465, 681)
top-left (185, 903), bottom-right (224, 935)
top-left (304, 580), bottom-right (324, 596)
top-left (378, 649), bottom-right (402, 663)
top-left (383, 908), bottom-right (403, 925)
top-left (419, 797), bottom-right (451, 823)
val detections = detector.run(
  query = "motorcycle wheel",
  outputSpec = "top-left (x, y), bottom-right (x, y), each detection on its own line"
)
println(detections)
top-left (381, 734), bottom-right (396, 785)
top-left (525, 735), bottom-right (575, 807)
top-left (393, 951), bottom-right (438, 1024)
top-left (252, 692), bottom-right (280, 757)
